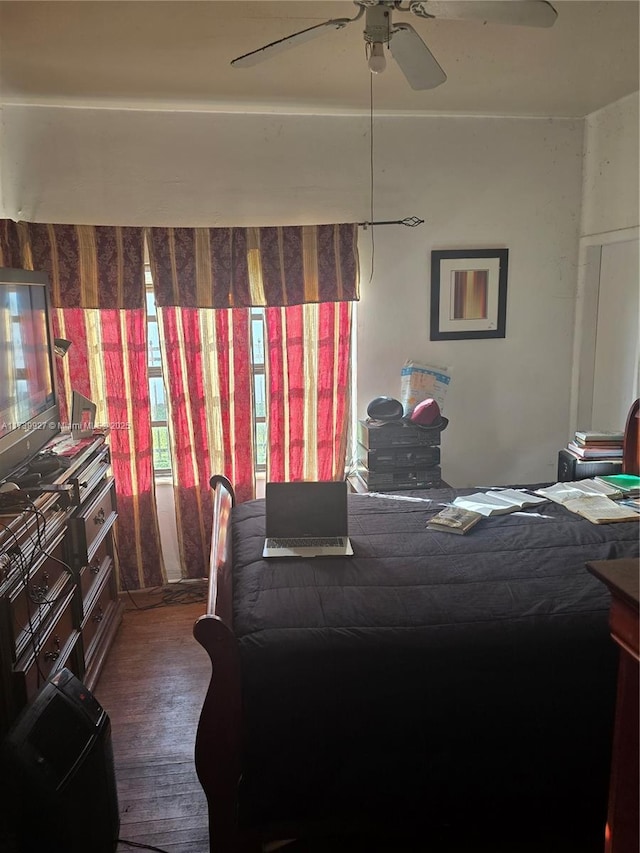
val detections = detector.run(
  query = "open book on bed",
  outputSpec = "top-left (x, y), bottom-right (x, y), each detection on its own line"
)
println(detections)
top-left (452, 489), bottom-right (548, 517)
top-left (535, 480), bottom-right (638, 524)
top-left (534, 479), bottom-right (623, 503)
top-left (560, 494), bottom-right (638, 524)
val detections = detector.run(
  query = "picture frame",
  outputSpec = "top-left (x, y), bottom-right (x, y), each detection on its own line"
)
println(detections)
top-left (430, 248), bottom-right (509, 341)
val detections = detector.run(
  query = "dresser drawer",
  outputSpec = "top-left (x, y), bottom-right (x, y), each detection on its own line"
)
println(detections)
top-left (9, 535), bottom-right (69, 661)
top-left (13, 588), bottom-right (79, 705)
top-left (69, 477), bottom-right (117, 565)
top-left (82, 574), bottom-right (117, 657)
top-left (79, 538), bottom-right (112, 604)
top-left (69, 445), bottom-right (111, 506)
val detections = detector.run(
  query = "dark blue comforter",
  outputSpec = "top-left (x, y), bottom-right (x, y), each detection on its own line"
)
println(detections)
top-left (230, 488), bottom-right (639, 834)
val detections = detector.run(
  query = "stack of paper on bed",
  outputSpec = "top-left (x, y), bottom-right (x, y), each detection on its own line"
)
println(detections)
top-left (534, 479), bottom-right (639, 524)
top-left (452, 489), bottom-right (548, 517)
top-left (426, 506), bottom-right (483, 534)
top-left (535, 479), bottom-right (622, 504)
top-left (561, 494), bottom-right (638, 524)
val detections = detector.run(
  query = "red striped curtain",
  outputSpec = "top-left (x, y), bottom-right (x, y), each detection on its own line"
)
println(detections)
top-left (2, 218), bottom-right (358, 584)
top-left (157, 306), bottom-right (254, 579)
top-left (148, 225), bottom-right (358, 534)
top-left (265, 301), bottom-right (353, 481)
top-left (19, 223), bottom-right (165, 590)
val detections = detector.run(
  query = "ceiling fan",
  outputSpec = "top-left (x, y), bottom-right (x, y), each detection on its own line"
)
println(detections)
top-left (230, 0), bottom-right (558, 91)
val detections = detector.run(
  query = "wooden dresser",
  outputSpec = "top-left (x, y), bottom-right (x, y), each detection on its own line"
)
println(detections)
top-left (586, 558), bottom-right (639, 853)
top-left (0, 435), bottom-right (122, 735)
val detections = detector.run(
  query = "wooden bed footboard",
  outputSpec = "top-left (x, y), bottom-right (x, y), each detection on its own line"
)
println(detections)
top-left (193, 475), bottom-right (255, 853)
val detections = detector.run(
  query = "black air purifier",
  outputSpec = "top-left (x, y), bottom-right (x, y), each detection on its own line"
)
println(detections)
top-left (0, 668), bottom-right (119, 853)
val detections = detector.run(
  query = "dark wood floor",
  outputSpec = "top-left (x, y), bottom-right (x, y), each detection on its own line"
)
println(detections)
top-left (97, 598), bottom-right (605, 853)
top-left (96, 598), bottom-right (211, 853)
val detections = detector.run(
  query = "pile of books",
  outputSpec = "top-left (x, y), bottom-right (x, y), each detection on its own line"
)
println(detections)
top-left (426, 489), bottom-right (549, 535)
top-left (566, 428), bottom-right (624, 463)
top-left (535, 477), bottom-right (640, 524)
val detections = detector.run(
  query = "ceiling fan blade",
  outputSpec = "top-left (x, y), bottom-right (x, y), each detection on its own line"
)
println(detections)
top-left (389, 23), bottom-right (447, 90)
top-left (409, 1), bottom-right (557, 28)
top-left (231, 18), bottom-right (352, 68)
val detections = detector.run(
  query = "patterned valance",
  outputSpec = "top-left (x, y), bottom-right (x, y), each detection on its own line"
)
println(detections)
top-left (146, 223), bottom-right (360, 308)
top-left (0, 220), bottom-right (26, 268)
top-left (15, 223), bottom-right (145, 309)
top-left (1, 219), bottom-right (360, 309)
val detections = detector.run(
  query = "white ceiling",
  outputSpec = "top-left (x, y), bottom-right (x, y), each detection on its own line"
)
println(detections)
top-left (0, 1), bottom-right (638, 117)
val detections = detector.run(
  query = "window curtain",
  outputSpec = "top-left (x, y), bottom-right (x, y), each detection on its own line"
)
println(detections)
top-left (156, 306), bottom-right (254, 579)
top-left (147, 228), bottom-right (256, 579)
top-left (265, 301), bottom-right (353, 482)
top-left (19, 223), bottom-right (166, 591)
top-left (0, 220), bottom-right (25, 268)
top-left (147, 223), bottom-right (358, 577)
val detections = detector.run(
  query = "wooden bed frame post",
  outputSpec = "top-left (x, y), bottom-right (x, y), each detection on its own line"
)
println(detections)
top-left (623, 398), bottom-right (640, 475)
top-left (193, 476), bottom-right (253, 853)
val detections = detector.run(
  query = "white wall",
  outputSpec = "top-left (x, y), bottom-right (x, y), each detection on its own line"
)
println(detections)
top-left (0, 107), bottom-right (4, 217)
top-left (581, 93), bottom-right (639, 238)
top-left (571, 94), bottom-right (640, 432)
top-left (357, 116), bottom-right (584, 486)
top-left (1, 105), bottom-right (587, 486)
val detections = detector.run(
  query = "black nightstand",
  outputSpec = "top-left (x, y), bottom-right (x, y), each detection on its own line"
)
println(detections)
top-left (557, 449), bottom-right (623, 482)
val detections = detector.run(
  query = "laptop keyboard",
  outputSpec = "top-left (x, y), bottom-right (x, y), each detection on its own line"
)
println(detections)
top-left (267, 537), bottom-right (345, 548)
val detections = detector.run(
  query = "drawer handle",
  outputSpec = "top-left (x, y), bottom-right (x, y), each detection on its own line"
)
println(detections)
top-left (93, 508), bottom-right (106, 526)
top-left (44, 635), bottom-right (61, 662)
top-left (0, 553), bottom-right (11, 582)
top-left (90, 560), bottom-right (102, 575)
top-left (92, 605), bottom-right (104, 624)
top-left (29, 571), bottom-right (50, 604)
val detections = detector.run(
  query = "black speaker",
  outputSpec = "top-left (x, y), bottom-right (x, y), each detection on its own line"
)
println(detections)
top-left (0, 668), bottom-right (119, 853)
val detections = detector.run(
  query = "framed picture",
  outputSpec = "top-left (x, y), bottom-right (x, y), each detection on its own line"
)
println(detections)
top-left (430, 248), bottom-right (508, 340)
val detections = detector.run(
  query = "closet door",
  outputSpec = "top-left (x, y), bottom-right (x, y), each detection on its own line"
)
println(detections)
top-left (591, 238), bottom-right (639, 431)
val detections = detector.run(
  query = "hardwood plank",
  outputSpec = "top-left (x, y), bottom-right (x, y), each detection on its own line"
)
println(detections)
top-left (94, 600), bottom-right (211, 853)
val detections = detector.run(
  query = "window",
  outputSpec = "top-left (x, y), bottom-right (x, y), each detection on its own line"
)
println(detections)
top-left (145, 270), bottom-right (267, 476)
top-left (251, 308), bottom-right (267, 472)
top-left (145, 270), bottom-right (171, 474)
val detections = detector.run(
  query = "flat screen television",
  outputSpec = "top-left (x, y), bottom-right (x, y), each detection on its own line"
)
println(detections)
top-left (0, 268), bottom-right (60, 482)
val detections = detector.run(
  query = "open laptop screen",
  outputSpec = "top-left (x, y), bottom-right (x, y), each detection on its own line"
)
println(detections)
top-left (265, 481), bottom-right (348, 539)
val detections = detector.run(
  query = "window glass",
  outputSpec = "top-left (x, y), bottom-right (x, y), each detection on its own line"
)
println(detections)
top-left (151, 425), bottom-right (171, 472)
top-left (149, 376), bottom-right (168, 422)
top-left (251, 318), bottom-right (264, 365)
top-left (254, 374), bottom-right (266, 419)
top-left (147, 322), bottom-right (162, 369)
top-left (145, 290), bottom-right (156, 317)
top-left (255, 421), bottom-right (267, 469)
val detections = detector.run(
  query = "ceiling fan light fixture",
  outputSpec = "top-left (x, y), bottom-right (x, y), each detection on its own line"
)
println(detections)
top-left (368, 42), bottom-right (387, 74)
top-left (229, 0), bottom-right (557, 88)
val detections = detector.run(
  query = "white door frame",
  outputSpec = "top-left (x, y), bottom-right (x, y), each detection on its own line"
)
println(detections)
top-left (570, 225), bottom-right (640, 433)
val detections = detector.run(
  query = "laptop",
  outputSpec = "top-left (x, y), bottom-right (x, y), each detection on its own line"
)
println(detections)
top-left (70, 390), bottom-right (97, 440)
top-left (263, 481), bottom-right (354, 558)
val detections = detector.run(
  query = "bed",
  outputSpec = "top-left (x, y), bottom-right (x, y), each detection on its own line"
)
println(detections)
top-left (194, 463), bottom-right (639, 852)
